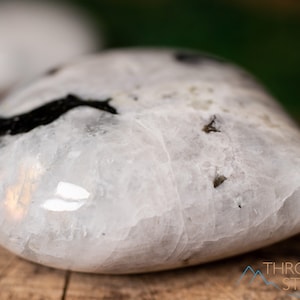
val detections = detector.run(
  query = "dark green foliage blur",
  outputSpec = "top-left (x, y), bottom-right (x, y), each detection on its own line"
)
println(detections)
top-left (69, 0), bottom-right (299, 120)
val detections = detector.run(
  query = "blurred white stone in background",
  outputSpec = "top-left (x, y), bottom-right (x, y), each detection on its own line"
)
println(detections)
top-left (0, 0), bottom-right (102, 96)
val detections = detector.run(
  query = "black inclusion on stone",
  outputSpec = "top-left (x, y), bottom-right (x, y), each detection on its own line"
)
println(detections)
top-left (213, 175), bottom-right (227, 188)
top-left (174, 51), bottom-right (225, 65)
top-left (0, 94), bottom-right (118, 136)
top-left (203, 115), bottom-right (220, 134)
top-left (45, 66), bottom-right (61, 76)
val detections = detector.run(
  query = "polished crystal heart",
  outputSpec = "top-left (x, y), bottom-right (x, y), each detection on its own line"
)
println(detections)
top-left (0, 49), bottom-right (299, 274)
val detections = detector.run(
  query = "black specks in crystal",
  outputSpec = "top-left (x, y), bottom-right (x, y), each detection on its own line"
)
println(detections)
top-left (174, 52), bottom-right (225, 65)
top-left (213, 175), bottom-right (227, 188)
top-left (45, 66), bottom-right (61, 76)
top-left (203, 115), bottom-right (221, 134)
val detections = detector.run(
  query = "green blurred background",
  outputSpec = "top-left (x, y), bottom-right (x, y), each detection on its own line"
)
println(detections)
top-left (70, 0), bottom-right (299, 120)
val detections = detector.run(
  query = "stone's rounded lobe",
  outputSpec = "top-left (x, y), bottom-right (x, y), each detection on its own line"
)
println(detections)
top-left (0, 0), bottom-right (101, 96)
top-left (0, 49), bottom-right (300, 274)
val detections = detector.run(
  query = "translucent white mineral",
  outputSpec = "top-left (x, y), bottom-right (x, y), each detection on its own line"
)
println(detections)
top-left (0, 49), bottom-right (299, 274)
top-left (0, 0), bottom-right (101, 97)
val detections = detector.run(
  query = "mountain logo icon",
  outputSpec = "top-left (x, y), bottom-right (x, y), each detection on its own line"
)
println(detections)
top-left (237, 266), bottom-right (280, 289)
top-left (237, 265), bottom-right (300, 299)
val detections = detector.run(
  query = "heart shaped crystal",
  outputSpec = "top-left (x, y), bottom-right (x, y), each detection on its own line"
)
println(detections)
top-left (0, 49), bottom-right (299, 273)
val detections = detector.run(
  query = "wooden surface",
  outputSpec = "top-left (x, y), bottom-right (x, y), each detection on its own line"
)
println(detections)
top-left (0, 235), bottom-right (299, 300)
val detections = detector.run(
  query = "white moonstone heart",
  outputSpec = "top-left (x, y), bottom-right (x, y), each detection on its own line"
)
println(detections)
top-left (0, 49), bottom-right (299, 274)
